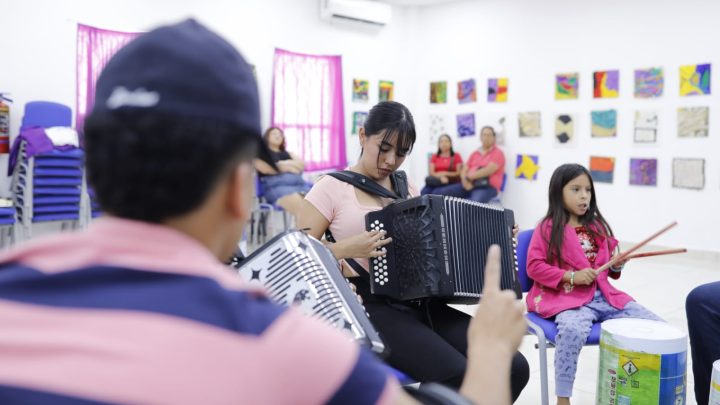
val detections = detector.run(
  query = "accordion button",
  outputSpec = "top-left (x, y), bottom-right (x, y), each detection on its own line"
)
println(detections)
top-left (379, 281), bottom-right (385, 286)
top-left (374, 278), bottom-right (380, 283)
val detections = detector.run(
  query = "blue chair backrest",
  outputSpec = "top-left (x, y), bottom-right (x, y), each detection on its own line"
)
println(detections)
top-left (500, 172), bottom-right (507, 192)
top-left (516, 229), bottom-right (534, 293)
top-left (255, 176), bottom-right (265, 199)
top-left (21, 101), bottom-right (72, 130)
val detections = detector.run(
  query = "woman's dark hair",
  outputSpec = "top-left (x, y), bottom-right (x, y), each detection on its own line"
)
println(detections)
top-left (262, 126), bottom-right (286, 151)
top-left (543, 163), bottom-right (613, 266)
top-left (84, 110), bottom-right (257, 223)
top-left (436, 133), bottom-right (455, 157)
top-left (362, 101), bottom-right (416, 162)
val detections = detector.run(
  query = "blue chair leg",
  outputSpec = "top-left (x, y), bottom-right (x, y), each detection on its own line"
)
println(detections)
top-left (528, 320), bottom-right (551, 405)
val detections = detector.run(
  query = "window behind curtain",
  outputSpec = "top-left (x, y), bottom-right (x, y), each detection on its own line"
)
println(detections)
top-left (76, 24), bottom-right (140, 131)
top-left (271, 48), bottom-right (346, 171)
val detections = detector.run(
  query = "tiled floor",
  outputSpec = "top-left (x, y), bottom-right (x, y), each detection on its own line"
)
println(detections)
top-left (452, 252), bottom-right (720, 404)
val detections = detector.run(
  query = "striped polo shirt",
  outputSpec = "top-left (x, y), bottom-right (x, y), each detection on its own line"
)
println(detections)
top-left (0, 218), bottom-right (399, 404)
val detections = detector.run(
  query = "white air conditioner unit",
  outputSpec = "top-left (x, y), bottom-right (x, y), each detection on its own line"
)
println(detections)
top-left (320, 0), bottom-right (392, 27)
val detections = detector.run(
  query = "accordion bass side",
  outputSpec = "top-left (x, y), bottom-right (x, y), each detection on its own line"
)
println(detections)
top-left (233, 230), bottom-right (386, 356)
top-left (365, 195), bottom-right (521, 303)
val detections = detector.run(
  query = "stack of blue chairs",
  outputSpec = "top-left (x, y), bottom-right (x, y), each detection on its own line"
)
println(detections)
top-left (12, 101), bottom-right (84, 241)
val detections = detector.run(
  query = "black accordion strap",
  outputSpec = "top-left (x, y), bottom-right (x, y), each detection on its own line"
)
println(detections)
top-left (326, 170), bottom-right (409, 200)
top-left (323, 228), bottom-right (370, 283)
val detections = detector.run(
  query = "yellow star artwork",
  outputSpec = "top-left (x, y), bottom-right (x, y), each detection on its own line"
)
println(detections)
top-left (515, 154), bottom-right (540, 180)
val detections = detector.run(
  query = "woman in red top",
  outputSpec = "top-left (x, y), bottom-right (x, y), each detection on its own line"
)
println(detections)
top-left (421, 134), bottom-right (467, 197)
top-left (462, 126), bottom-right (506, 203)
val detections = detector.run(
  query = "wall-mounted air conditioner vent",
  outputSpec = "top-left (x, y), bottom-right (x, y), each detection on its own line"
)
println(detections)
top-left (320, 0), bottom-right (392, 27)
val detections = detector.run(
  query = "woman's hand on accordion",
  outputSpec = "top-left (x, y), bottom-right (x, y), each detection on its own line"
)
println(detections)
top-left (334, 230), bottom-right (392, 260)
top-left (462, 245), bottom-right (526, 405)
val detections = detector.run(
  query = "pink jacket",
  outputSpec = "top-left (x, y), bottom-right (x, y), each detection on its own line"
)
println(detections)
top-left (525, 219), bottom-right (634, 318)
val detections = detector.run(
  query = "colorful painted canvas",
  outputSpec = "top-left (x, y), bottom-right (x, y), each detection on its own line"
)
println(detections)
top-left (488, 78), bottom-right (508, 102)
top-left (634, 111), bottom-right (658, 143)
top-left (378, 80), bottom-right (394, 102)
top-left (591, 109), bottom-right (617, 137)
top-left (677, 107), bottom-right (709, 137)
top-left (457, 79), bottom-right (477, 104)
top-left (593, 70), bottom-right (619, 98)
top-left (352, 111), bottom-right (368, 135)
top-left (518, 112), bottom-right (541, 137)
top-left (515, 154), bottom-right (539, 180)
top-left (589, 156), bottom-right (615, 184)
top-left (352, 79), bottom-right (369, 102)
top-left (556, 73), bottom-right (579, 99)
top-left (672, 158), bottom-right (704, 190)
top-left (634, 67), bottom-right (664, 98)
top-left (429, 114), bottom-right (446, 146)
top-left (673, 158), bottom-right (704, 190)
top-left (554, 114), bottom-right (575, 145)
top-left (679, 63), bottom-right (711, 96)
top-left (629, 158), bottom-right (657, 186)
top-left (430, 81), bottom-right (447, 103)
top-left (457, 113), bottom-right (476, 137)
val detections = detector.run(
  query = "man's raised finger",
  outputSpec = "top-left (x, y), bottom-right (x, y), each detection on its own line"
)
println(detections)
top-left (482, 245), bottom-right (502, 294)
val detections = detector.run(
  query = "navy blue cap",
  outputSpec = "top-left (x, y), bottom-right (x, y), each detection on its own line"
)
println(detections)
top-left (93, 19), bottom-right (274, 166)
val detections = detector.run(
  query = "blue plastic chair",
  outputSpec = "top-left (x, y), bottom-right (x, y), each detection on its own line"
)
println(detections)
top-left (0, 205), bottom-right (16, 247)
top-left (517, 229), bottom-right (602, 405)
top-left (20, 101), bottom-right (72, 131)
top-left (488, 173), bottom-right (507, 206)
top-left (246, 176), bottom-right (293, 252)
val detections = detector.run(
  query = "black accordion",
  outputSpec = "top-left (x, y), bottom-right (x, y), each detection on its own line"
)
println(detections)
top-left (365, 195), bottom-right (521, 303)
top-left (233, 230), bottom-right (387, 355)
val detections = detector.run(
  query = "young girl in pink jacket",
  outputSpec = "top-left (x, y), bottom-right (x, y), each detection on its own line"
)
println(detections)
top-left (525, 163), bottom-right (661, 405)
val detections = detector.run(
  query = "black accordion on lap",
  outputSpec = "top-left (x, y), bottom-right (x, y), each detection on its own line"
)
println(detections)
top-left (365, 195), bottom-right (521, 303)
top-left (233, 230), bottom-right (387, 355)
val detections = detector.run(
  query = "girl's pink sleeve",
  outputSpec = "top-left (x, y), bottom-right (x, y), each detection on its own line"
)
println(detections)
top-left (526, 223), bottom-right (566, 290)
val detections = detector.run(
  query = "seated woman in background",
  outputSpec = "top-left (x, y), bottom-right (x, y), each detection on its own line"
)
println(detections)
top-left (461, 125), bottom-right (505, 203)
top-left (254, 126), bottom-right (310, 219)
top-left (421, 133), bottom-right (467, 197)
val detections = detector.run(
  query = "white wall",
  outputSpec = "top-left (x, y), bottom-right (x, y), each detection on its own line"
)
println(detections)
top-left (406, 0), bottom-right (720, 253)
top-left (1, 0), bottom-right (414, 189)
top-left (3, 0), bottom-right (719, 253)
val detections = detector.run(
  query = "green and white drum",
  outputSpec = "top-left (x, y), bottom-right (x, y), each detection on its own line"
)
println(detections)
top-left (596, 319), bottom-right (687, 405)
top-left (710, 359), bottom-right (720, 405)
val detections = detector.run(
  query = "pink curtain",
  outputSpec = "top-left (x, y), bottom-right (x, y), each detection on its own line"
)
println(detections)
top-left (271, 48), bottom-right (346, 171)
top-left (76, 24), bottom-right (140, 131)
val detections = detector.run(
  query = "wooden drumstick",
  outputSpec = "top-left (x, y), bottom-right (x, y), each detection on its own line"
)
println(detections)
top-left (595, 221), bottom-right (678, 273)
top-left (624, 248), bottom-right (687, 260)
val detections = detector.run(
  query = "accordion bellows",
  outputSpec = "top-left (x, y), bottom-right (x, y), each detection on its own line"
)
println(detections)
top-left (366, 195), bottom-right (521, 302)
top-left (234, 230), bottom-right (386, 355)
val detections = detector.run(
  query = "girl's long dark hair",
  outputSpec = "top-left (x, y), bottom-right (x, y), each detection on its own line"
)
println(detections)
top-left (543, 163), bottom-right (613, 267)
top-left (362, 101), bottom-right (416, 164)
top-left (435, 133), bottom-right (455, 157)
